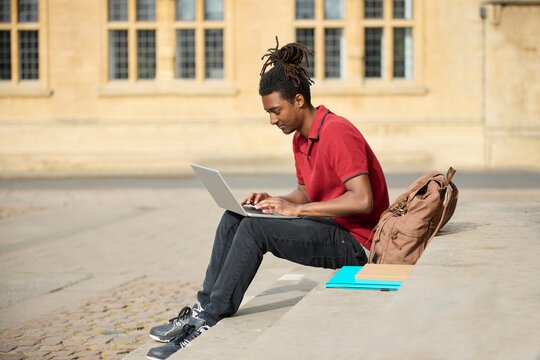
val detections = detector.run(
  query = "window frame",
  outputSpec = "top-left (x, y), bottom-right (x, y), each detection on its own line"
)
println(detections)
top-left (98, 0), bottom-right (236, 96)
top-left (105, 0), bottom-right (157, 82)
top-left (0, 0), bottom-right (52, 97)
top-left (362, 0), bottom-right (418, 83)
top-left (294, 0), bottom-right (346, 81)
top-left (297, 0), bottom-right (425, 96)
top-left (173, 0), bottom-right (227, 82)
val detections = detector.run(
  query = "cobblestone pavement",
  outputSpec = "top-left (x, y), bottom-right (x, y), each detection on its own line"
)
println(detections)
top-left (0, 278), bottom-right (201, 360)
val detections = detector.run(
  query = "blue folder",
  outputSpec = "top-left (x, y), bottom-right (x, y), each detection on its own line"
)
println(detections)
top-left (325, 266), bottom-right (403, 291)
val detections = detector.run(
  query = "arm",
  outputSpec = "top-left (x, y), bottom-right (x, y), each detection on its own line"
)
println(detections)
top-left (242, 184), bottom-right (310, 206)
top-left (255, 174), bottom-right (373, 217)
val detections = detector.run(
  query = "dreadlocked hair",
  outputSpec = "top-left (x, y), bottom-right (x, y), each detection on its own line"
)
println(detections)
top-left (259, 36), bottom-right (314, 105)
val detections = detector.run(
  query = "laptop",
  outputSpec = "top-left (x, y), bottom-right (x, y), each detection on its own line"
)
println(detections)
top-left (190, 163), bottom-right (299, 219)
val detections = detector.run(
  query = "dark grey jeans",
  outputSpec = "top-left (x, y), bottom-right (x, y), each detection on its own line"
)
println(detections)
top-left (196, 210), bottom-right (368, 326)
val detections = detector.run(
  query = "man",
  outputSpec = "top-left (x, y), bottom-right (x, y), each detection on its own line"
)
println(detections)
top-left (146, 38), bottom-right (389, 360)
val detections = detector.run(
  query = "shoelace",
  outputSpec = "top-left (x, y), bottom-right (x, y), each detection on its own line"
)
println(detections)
top-left (173, 324), bottom-right (211, 347)
top-left (168, 306), bottom-right (192, 324)
top-left (172, 324), bottom-right (196, 346)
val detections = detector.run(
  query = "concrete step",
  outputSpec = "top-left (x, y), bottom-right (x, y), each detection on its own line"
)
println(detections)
top-left (236, 202), bottom-right (540, 360)
top-left (171, 266), bottom-right (330, 360)
top-left (125, 201), bottom-right (540, 360)
top-left (122, 257), bottom-right (316, 360)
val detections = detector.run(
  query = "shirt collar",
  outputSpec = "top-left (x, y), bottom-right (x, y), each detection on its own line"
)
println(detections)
top-left (308, 105), bottom-right (330, 140)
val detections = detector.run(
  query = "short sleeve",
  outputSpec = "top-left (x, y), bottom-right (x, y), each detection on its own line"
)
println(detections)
top-left (292, 135), bottom-right (305, 185)
top-left (320, 120), bottom-right (369, 183)
top-left (295, 161), bottom-right (305, 185)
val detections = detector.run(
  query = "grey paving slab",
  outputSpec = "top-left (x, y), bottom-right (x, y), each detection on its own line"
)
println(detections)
top-left (0, 272), bottom-right (91, 309)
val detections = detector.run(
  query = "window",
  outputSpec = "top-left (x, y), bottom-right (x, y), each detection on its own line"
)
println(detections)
top-left (204, 0), bottom-right (223, 20)
top-left (204, 29), bottom-right (223, 79)
top-left (18, 0), bottom-right (37, 22)
top-left (19, 29), bottom-right (38, 79)
top-left (324, 0), bottom-right (343, 20)
top-left (296, 28), bottom-right (314, 78)
top-left (294, 0), bottom-right (344, 79)
top-left (109, 30), bottom-right (128, 79)
top-left (109, 0), bottom-right (127, 21)
top-left (364, 28), bottom-right (383, 78)
top-left (176, 0), bottom-right (195, 21)
top-left (364, 0), bottom-right (383, 19)
top-left (0, 30), bottom-right (11, 80)
top-left (137, 29), bottom-right (155, 79)
top-left (176, 29), bottom-right (195, 79)
top-left (175, 0), bottom-right (225, 80)
top-left (107, 0), bottom-right (156, 80)
top-left (291, 0), bottom-right (419, 88)
top-left (0, 0), bottom-right (43, 82)
top-left (393, 0), bottom-right (413, 19)
top-left (136, 0), bottom-right (155, 21)
top-left (324, 28), bottom-right (342, 78)
top-left (363, 0), bottom-right (415, 80)
top-left (0, 0), bottom-right (10, 22)
top-left (296, 0), bottom-right (314, 19)
top-left (393, 27), bottom-right (413, 79)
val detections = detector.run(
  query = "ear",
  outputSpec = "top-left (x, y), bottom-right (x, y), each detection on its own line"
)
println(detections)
top-left (294, 93), bottom-right (306, 109)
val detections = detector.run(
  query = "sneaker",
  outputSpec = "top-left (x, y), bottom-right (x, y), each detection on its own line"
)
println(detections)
top-left (146, 318), bottom-right (211, 360)
top-left (192, 302), bottom-right (204, 317)
top-left (149, 304), bottom-right (202, 342)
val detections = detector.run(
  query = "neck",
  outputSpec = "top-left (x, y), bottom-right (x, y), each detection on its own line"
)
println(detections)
top-left (299, 105), bottom-right (318, 138)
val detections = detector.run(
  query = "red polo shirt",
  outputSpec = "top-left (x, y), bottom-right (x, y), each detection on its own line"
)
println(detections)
top-left (293, 105), bottom-right (389, 250)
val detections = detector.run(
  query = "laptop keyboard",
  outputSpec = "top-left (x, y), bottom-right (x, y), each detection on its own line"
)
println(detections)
top-left (242, 205), bottom-right (283, 216)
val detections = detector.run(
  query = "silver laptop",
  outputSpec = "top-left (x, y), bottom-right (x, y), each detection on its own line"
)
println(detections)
top-left (191, 163), bottom-right (299, 219)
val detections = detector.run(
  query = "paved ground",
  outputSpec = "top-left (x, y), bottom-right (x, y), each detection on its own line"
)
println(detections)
top-left (0, 171), bottom-right (539, 359)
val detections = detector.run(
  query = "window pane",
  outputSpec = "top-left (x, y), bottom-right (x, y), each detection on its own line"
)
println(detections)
top-left (137, 30), bottom-right (156, 79)
top-left (137, 0), bottom-right (155, 21)
top-left (19, 30), bottom-right (38, 80)
top-left (393, 27), bottom-right (413, 79)
top-left (364, 0), bottom-right (383, 19)
top-left (204, 0), bottom-right (223, 20)
top-left (364, 27), bottom-right (383, 78)
top-left (176, 29), bottom-right (195, 79)
top-left (324, 28), bottom-right (342, 79)
top-left (176, 0), bottom-right (195, 21)
top-left (18, 0), bottom-right (38, 22)
top-left (109, 30), bottom-right (128, 80)
top-left (109, 0), bottom-right (127, 21)
top-left (296, 0), bottom-right (314, 20)
top-left (205, 29), bottom-right (223, 79)
top-left (0, 30), bottom-right (11, 79)
top-left (393, 0), bottom-right (412, 19)
top-left (0, 0), bottom-right (10, 22)
top-left (324, 0), bottom-right (343, 20)
top-left (296, 28), bottom-right (315, 78)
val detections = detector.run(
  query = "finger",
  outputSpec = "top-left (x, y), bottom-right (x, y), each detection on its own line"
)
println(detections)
top-left (256, 198), bottom-right (277, 209)
top-left (242, 193), bottom-right (255, 205)
top-left (254, 193), bottom-right (265, 204)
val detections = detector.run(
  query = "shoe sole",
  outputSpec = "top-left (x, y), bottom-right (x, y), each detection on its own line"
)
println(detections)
top-left (149, 334), bottom-right (170, 343)
top-left (146, 355), bottom-right (162, 360)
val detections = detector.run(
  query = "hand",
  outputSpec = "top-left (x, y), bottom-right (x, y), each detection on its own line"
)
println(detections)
top-left (242, 192), bottom-right (271, 205)
top-left (255, 197), bottom-right (301, 217)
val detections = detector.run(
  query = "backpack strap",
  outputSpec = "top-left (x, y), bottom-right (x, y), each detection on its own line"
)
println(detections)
top-left (444, 167), bottom-right (456, 186)
top-left (426, 167), bottom-right (459, 247)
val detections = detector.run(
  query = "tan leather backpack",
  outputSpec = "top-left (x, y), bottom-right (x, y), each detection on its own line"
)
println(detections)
top-left (368, 168), bottom-right (458, 265)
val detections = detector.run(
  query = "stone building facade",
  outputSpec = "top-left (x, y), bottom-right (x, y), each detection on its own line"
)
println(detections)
top-left (0, 0), bottom-right (539, 176)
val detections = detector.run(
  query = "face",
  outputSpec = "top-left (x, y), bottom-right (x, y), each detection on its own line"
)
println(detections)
top-left (261, 92), bottom-right (304, 135)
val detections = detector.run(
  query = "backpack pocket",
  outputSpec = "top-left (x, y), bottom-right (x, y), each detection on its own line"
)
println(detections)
top-left (388, 223), bottom-right (429, 264)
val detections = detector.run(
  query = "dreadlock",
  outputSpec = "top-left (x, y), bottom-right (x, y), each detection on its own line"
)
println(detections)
top-left (259, 37), bottom-right (314, 105)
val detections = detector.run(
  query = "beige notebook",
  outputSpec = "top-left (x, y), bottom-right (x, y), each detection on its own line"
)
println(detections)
top-left (355, 264), bottom-right (414, 282)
